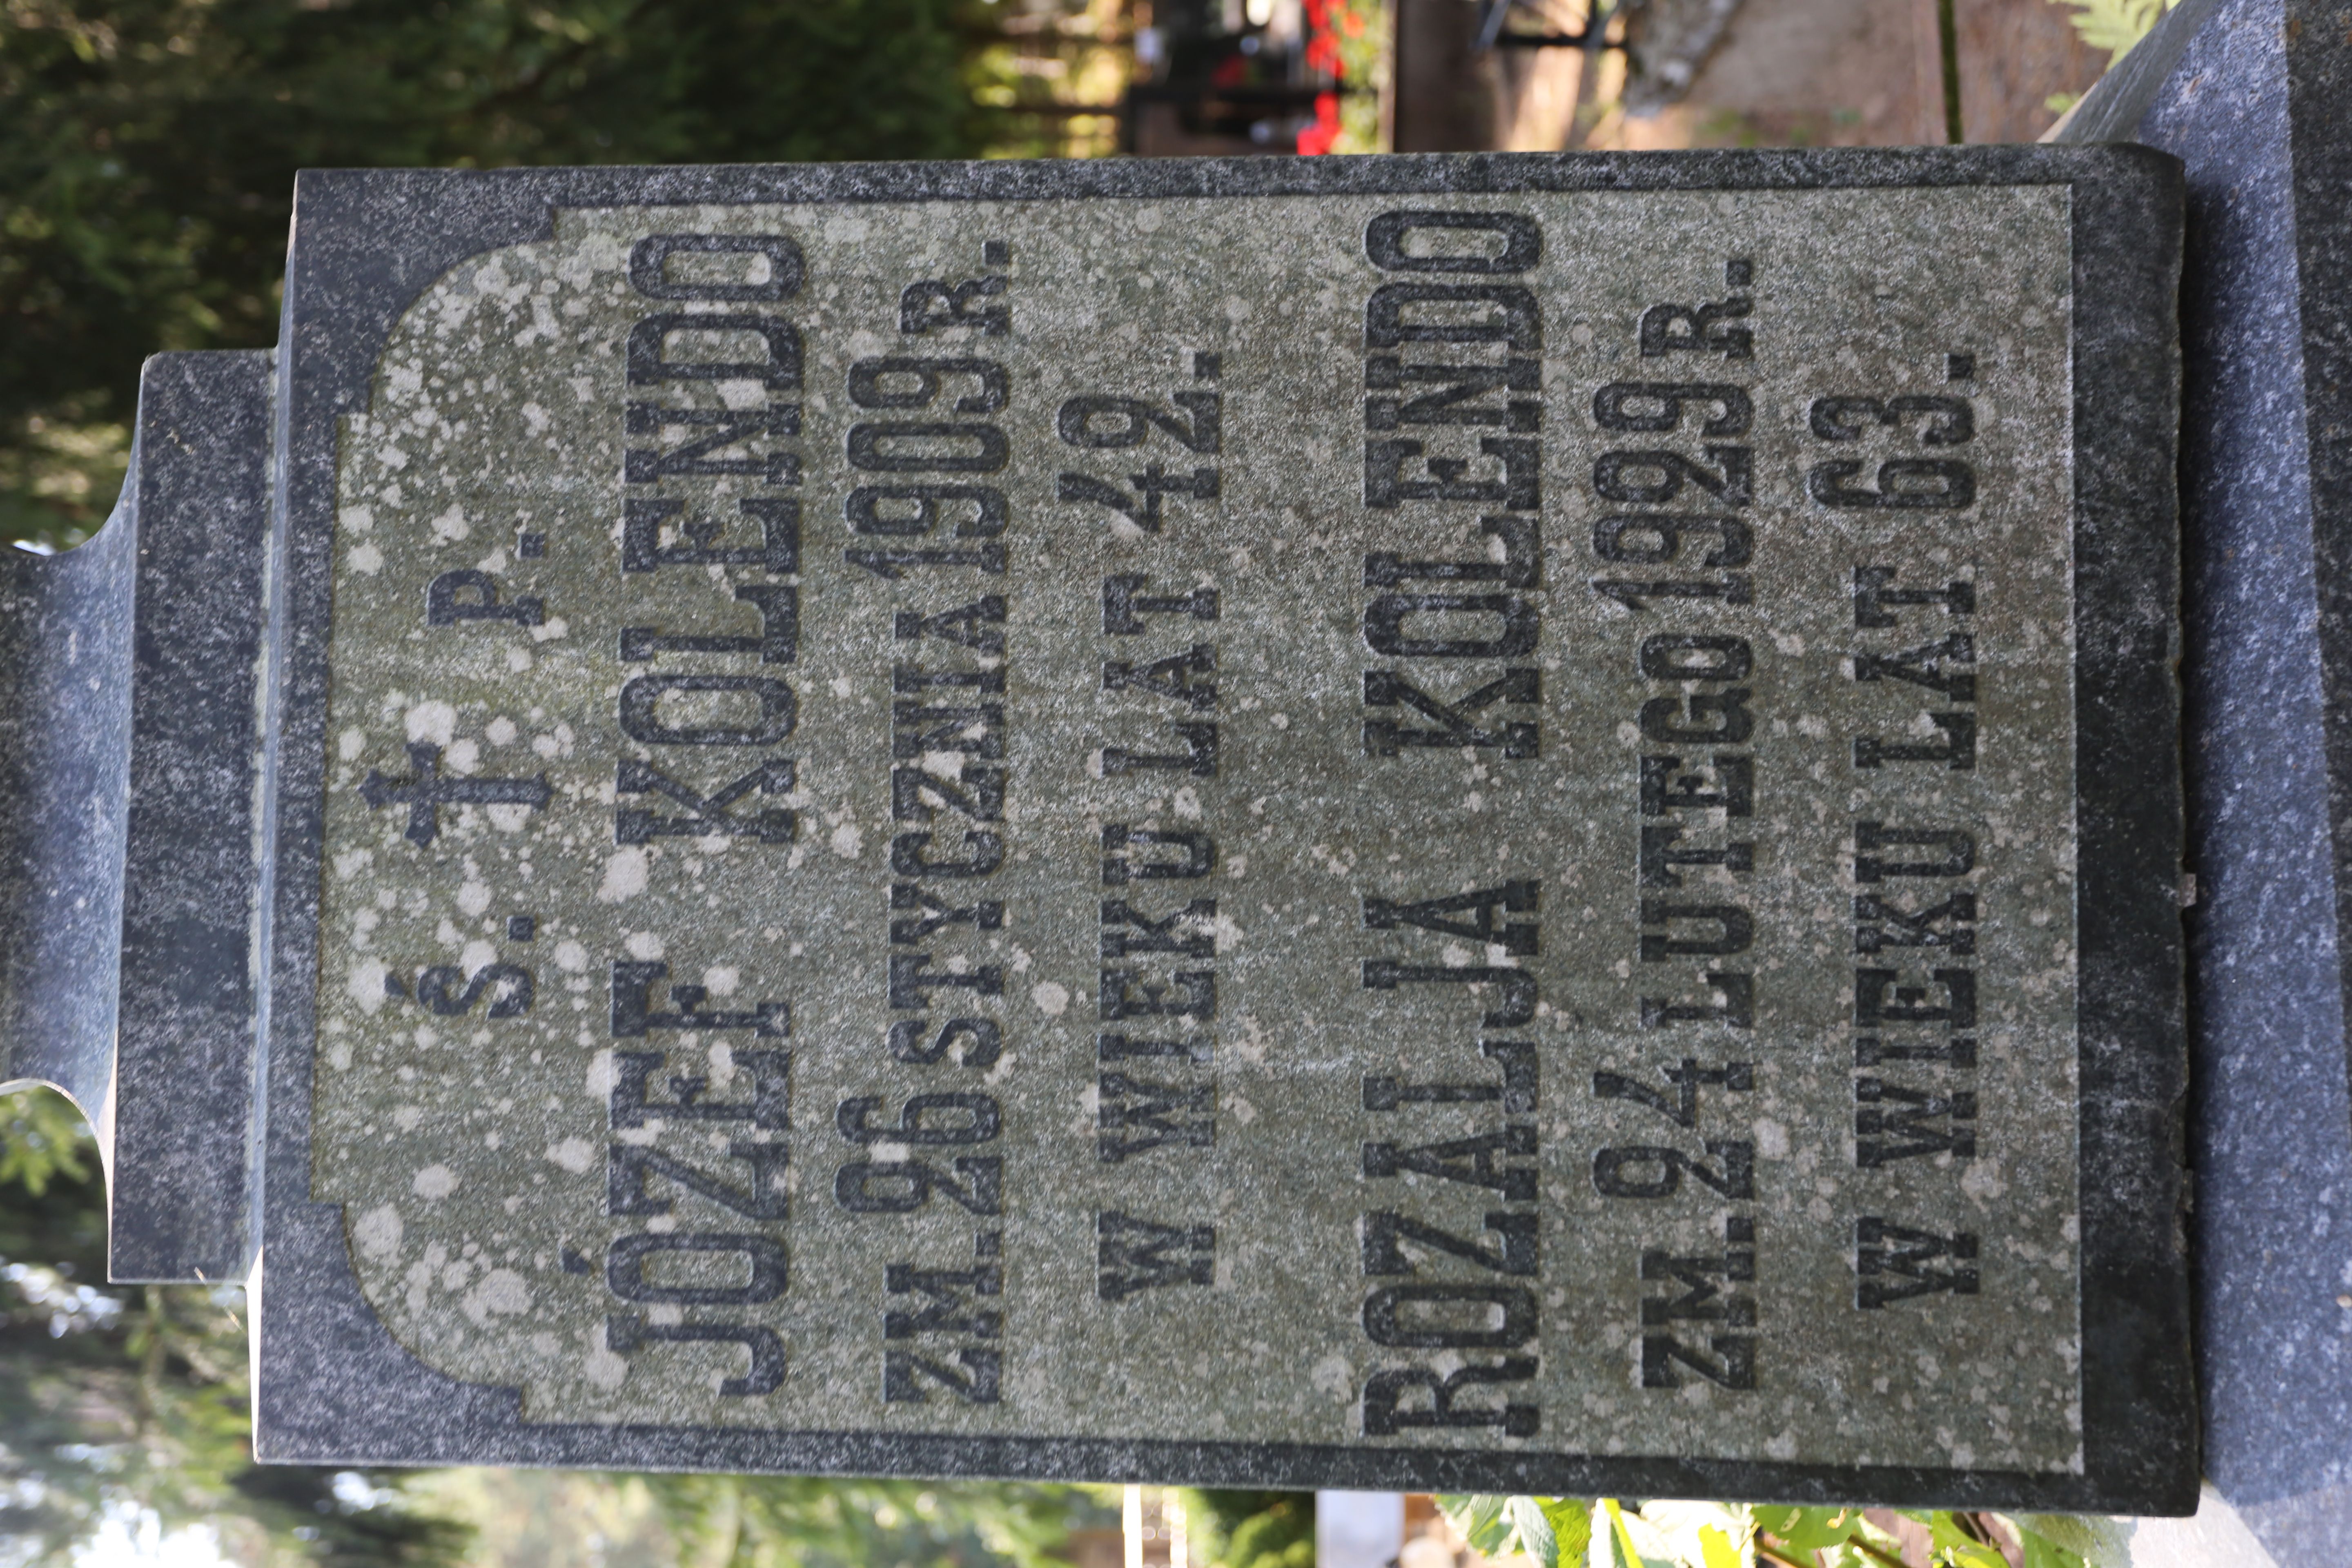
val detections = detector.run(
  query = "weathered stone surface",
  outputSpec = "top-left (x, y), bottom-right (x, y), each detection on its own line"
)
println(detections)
top-left (0, 350), bottom-right (274, 1285)
top-left (2, 147), bottom-right (2193, 1509)
top-left (2060, 0), bottom-right (2352, 1555)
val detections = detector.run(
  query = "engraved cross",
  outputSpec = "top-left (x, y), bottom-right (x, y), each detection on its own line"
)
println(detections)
top-left (361, 742), bottom-right (553, 846)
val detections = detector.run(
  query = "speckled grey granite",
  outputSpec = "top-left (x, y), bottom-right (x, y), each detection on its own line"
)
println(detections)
top-left (0, 424), bottom-right (136, 1172)
top-left (2059, 4), bottom-right (2352, 1557)
top-left (0, 350), bottom-right (274, 1284)
top-left (4, 149), bottom-right (2193, 1509)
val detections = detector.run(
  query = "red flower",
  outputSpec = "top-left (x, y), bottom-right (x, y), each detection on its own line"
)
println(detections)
top-left (1296, 91), bottom-right (1341, 155)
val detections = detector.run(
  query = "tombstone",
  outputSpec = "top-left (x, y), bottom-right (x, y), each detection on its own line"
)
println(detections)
top-left (0, 149), bottom-right (2195, 1509)
top-left (2056, 0), bottom-right (2352, 1555)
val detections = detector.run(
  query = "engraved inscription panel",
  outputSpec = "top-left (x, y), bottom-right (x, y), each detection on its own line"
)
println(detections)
top-left (312, 187), bottom-right (2078, 1472)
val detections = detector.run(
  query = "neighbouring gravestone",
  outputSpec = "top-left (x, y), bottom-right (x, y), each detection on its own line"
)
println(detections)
top-left (0, 150), bottom-right (2193, 1509)
top-left (2058, 0), bottom-right (2352, 1555)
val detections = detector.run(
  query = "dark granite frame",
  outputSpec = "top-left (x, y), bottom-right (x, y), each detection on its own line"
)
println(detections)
top-left (2060, 3), bottom-right (2352, 1541)
top-left (0, 352), bottom-right (277, 1287)
top-left (253, 146), bottom-right (2193, 1512)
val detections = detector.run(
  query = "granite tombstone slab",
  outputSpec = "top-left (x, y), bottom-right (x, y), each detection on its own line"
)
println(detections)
top-left (0, 149), bottom-right (2192, 1510)
top-left (2058, 0), bottom-right (2352, 1555)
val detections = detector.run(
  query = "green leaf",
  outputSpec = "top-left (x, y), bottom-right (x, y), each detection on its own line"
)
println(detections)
top-left (1508, 1495), bottom-right (1560, 1566)
top-left (1793, 1511), bottom-right (1905, 1568)
top-left (2045, 0), bottom-right (2184, 66)
top-left (1754, 1506), bottom-right (1863, 1553)
top-left (1638, 1501), bottom-right (1752, 1568)
top-left (1216, 1494), bottom-right (1316, 1568)
top-left (1439, 1494), bottom-right (1518, 1559)
top-left (2017, 1535), bottom-right (2085, 1568)
top-left (1435, 1493), bottom-right (1596, 1567)
top-left (2005, 1512), bottom-right (2120, 1568)
top-left (1540, 1499), bottom-right (1595, 1566)
top-left (1929, 1512), bottom-right (2020, 1568)
top-left (1599, 1499), bottom-right (1633, 1568)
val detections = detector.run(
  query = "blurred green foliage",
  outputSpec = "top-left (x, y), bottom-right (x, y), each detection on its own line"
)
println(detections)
top-left (2046, 0), bottom-right (2181, 66)
top-left (0, 1082), bottom-right (91, 1197)
top-left (0, 0), bottom-right (1001, 546)
top-left (0, 1087), bottom-right (475, 1565)
top-left (1178, 1490), bottom-right (1314, 1568)
top-left (0, 1082), bottom-right (1116, 1566)
top-left (646, 1474), bottom-right (1114, 1568)
top-left (1439, 1493), bottom-right (2104, 1568)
